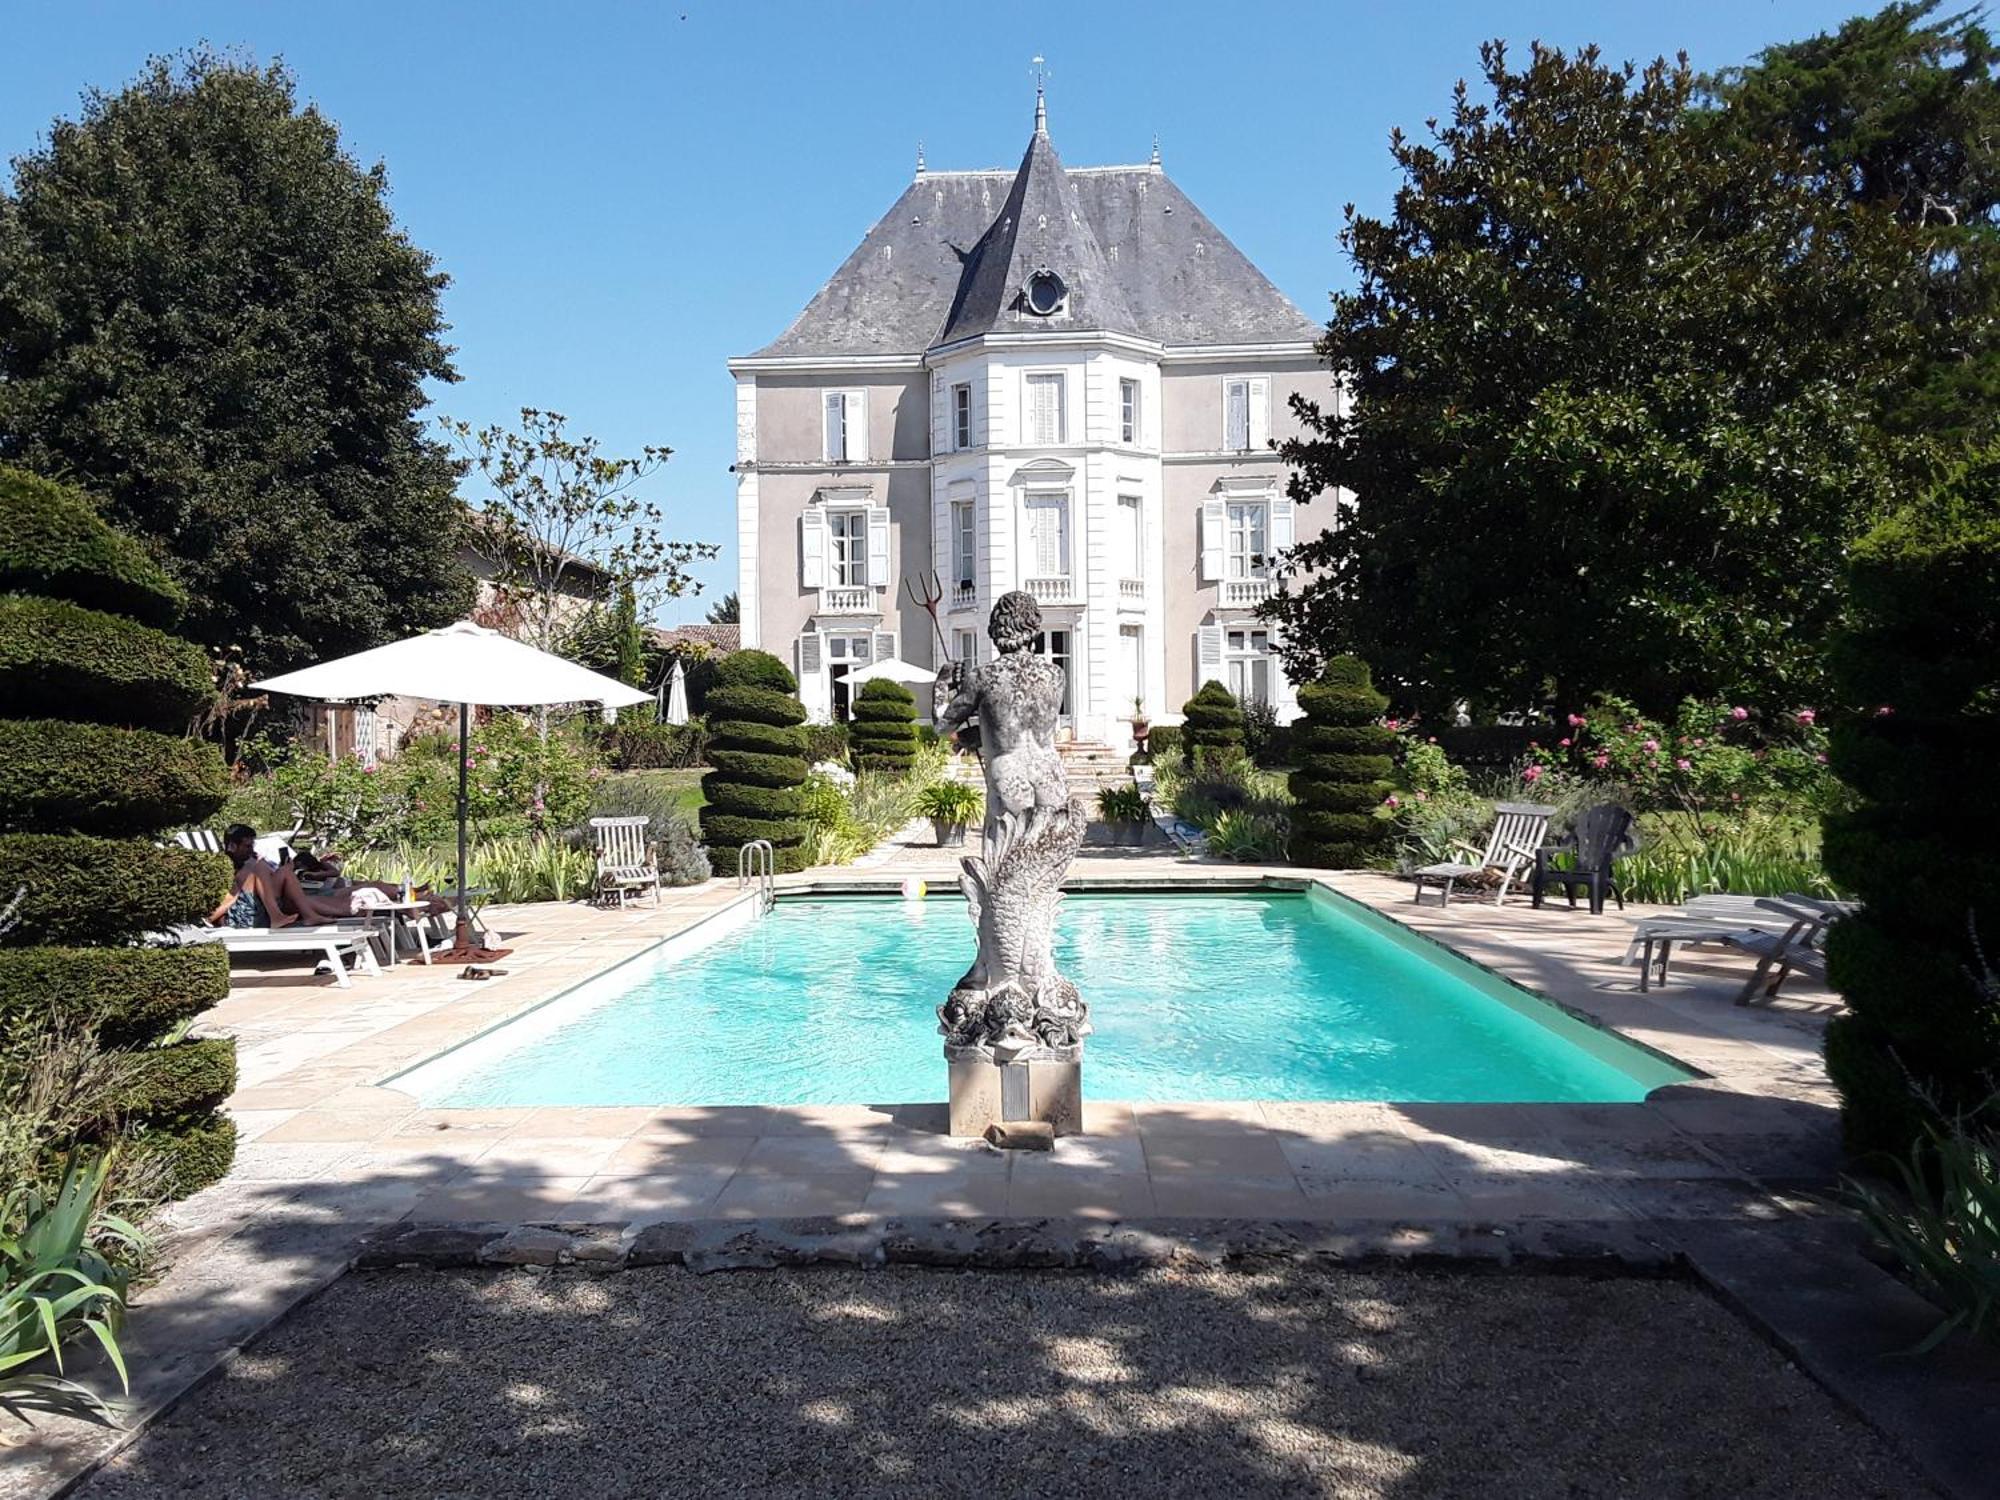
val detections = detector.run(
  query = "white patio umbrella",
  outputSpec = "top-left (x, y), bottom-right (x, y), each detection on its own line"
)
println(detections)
top-left (843, 657), bottom-right (937, 688)
top-left (663, 658), bottom-right (690, 725)
top-left (253, 621), bottom-right (652, 957)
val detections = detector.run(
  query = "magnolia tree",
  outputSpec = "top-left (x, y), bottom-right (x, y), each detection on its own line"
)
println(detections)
top-left (446, 408), bottom-right (717, 660)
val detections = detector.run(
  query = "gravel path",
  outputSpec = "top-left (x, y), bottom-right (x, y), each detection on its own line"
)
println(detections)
top-left (80, 1265), bottom-right (1926, 1499)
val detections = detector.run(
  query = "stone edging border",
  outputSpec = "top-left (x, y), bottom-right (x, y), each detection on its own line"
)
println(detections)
top-left (353, 1213), bottom-right (1682, 1275)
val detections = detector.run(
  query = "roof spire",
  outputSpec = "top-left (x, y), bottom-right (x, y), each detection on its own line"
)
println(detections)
top-left (1150, 134), bottom-right (1161, 168)
top-left (1031, 54), bottom-right (1048, 136)
top-left (915, 139), bottom-right (926, 177)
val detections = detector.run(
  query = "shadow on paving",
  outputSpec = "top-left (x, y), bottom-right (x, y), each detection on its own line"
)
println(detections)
top-left (70, 1261), bottom-right (1929, 1500)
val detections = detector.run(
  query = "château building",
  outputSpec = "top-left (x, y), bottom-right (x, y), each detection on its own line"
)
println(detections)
top-left (730, 90), bottom-right (1336, 745)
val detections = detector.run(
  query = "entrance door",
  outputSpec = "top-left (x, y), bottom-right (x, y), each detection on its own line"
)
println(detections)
top-left (1031, 629), bottom-right (1073, 728)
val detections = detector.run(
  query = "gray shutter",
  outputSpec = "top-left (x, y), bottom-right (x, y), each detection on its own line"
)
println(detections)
top-left (873, 630), bottom-right (897, 664)
top-left (1196, 625), bottom-right (1224, 690)
top-left (1225, 380), bottom-right (1249, 451)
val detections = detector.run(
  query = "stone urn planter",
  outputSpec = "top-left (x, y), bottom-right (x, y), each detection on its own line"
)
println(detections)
top-left (916, 781), bottom-right (983, 850)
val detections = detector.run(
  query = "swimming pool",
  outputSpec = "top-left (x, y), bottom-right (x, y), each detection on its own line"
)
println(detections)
top-left (394, 889), bottom-right (1689, 1108)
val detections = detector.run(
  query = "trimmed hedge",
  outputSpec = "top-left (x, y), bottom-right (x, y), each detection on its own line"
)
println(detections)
top-left (0, 464), bottom-right (185, 628)
top-left (706, 748), bottom-right (812, 789)
top-left (1, 472), bottom-right (239, 1199)
top-left (710, 719), bottom-right (811, 758)
top-left (0, 944), bottom-right (230, 1053)
top-left (1822, 460), bottom-right (2000, 1156)
top-left (0, 835), bottom-right (229, 947)
top-left (1182, 681), bottom-right (1245, 761)
top-left (700, 650), bottom-right (812, 874)
top-left (602, 719), bottom-right (708, 770)
top-left (850, 679), bottom-right (918, 772)
top-left (0, 595), bottom-right (214, 731)
top-left (129, 1112), bottom-right (239, 1198)
top-left (705, 684), bottom-right (809, 728)
top-left (114, 1037), bottom-right (239, 1117)
top-left (1287, 658), bottom-right (1394, 869)
top-left (699, 777), bottom-right (811, 819)
top-left (0, 719), bottom-right (229, 836)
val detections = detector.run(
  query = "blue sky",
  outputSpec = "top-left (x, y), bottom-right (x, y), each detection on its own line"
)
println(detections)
top-left (8, 0), bottom-right (1871, 621)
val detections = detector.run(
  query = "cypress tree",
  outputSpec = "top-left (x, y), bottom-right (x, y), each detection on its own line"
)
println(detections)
top-left (1287, 656), bottom-right (1395, 869)
top-left (699, 649), bottom-right (812, 874)
top-left (1822, 453), bottom-right (2000, 1154)
top-left (0, 466), bottom-right (237, 1195)
top-left (849, 679), bottom-right (918, 772)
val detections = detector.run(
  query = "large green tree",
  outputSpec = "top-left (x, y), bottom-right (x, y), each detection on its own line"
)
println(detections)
top-left (0, 51), bottom-right (473, 673)
top-left (1270, 42), bottom-right (1948, 719)
top-left (1708, 1), bottom-right (2000, 439)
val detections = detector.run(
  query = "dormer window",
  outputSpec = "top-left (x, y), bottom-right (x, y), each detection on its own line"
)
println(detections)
top-left (1025, 269), bottom-right (1067, 316)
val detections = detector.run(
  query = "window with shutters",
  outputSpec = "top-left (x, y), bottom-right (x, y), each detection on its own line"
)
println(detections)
top-left (1025, 372), bottom-right (1066, 445)
top-left (951, 499), bottom-right (976, 587)
top-left (824, 390), bottom-right (865, 463)
top-left (827, 508), bottom-right (868, 587)
top-left (1120, 378), bottom-right (1139, 445)
top-left (1226, 500), bottom-right (1268, 579)
top-left (1226, 627), bottom-right (1273, 708)
top-left (1024, 491), bottom-right (1070, 578)
top-left (953, 628), bottom-right (978, 666)
top-left (952, 383), bottom-right (972, 449)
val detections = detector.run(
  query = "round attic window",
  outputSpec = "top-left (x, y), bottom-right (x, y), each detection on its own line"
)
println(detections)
top-left (1025, 270), bottom-right (1067, 316)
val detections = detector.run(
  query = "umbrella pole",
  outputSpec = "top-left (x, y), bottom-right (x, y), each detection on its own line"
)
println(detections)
top-left (456, 700), bottom-right (470, 942)
top-left (440, 700), bottom-right (509, 966)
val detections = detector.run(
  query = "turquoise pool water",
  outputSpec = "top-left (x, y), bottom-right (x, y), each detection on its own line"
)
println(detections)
top-left (402, 891), bottom-right (1685, 1107)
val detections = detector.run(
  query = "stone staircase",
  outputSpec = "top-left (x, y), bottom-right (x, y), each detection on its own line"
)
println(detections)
top-left (1058, 741), bottom-right (1135, 804)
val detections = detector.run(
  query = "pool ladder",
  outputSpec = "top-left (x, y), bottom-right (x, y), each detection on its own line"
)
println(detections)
top-left (737, 839), bottom-right (775, 914)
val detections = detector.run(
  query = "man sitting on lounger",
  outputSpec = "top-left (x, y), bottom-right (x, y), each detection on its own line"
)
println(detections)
top-left (204, 826), bottom-right (427, 927)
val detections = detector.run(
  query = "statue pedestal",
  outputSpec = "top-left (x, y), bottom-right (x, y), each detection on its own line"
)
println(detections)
top-left (946, 1051), bottom-right (1083, 1138)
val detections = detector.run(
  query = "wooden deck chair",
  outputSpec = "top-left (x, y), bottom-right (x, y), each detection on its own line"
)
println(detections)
top-left (591, 816), bottom-right (661, 908)
top-left (1410, 802), bottom-right (1555, 906)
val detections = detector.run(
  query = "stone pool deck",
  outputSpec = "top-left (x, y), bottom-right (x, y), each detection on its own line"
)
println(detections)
top-left (7, 852), bottom-right (1995, 1498)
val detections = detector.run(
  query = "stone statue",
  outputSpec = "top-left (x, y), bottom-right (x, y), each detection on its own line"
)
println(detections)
top-left (933, 591), bottom-right (1090, 1066)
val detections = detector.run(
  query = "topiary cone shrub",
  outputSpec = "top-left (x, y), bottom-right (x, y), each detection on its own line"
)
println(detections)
top-left (0, 465), bottom-right (236, 1196)
top-left (699, 649), bottom-right (812, 875)
top-left (849, 678), bottom-right (918, 772)
top-left (1822, 456), bottom-right (2000, 1157)
top-left (1181, 680), bottom-right (1245, 765)
top-left (1287, 656), bottom-right (1395, 869)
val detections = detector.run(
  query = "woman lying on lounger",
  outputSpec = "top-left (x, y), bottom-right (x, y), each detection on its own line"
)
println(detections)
top-left (204, 827), bottom-right (446, 927)
top-left (290, 848), bottom-right (451, 917)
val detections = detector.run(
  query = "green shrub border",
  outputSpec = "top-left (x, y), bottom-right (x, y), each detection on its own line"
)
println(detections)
top-left (0, 718), bottom-right (229, 836)
top-left (0, 835), bottom-right (229, 946)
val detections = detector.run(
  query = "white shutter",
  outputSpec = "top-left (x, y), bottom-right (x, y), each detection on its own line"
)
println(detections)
top-left (1196, 625), bottom-right (1224, 690)
top-left (866, 505), bottom-right (891, 591)
top-left (823, 392), bottom-right (844, 462)
top-left (1249, 377), bottom-right (1271, 449)
top-left (1224, 380), bottom-right (1248, 451)
top-left (1199, 498), bottom-right (1225, 581)
top-left (844, 391), bottom-right (868, 463)
top-left (1272, 635), bottom-right (1301, 723)
top-left (800, 507), bottom-right (826, 588)
top-left (1270, 495), bottom-right (1295, 557)
top-left (873, 630), bottom-right (897, 664)
top-left (797, 631), bottom-right (829, 721)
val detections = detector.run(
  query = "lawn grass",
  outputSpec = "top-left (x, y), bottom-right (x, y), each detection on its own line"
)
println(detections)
top-left (600, 767), bottom-right (706, 818)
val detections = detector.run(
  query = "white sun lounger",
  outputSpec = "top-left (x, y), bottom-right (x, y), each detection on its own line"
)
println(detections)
top-left (170, 925), bottom-right (382, 988)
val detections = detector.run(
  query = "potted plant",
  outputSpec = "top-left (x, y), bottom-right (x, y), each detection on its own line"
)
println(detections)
top-left (916, 780), bottom-right (982, 847)
top-left (1097, 784), bottom-right (1150, 846)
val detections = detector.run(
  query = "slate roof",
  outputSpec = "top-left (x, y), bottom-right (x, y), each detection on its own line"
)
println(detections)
top-left (749, 123), bottom-right (1321, 358)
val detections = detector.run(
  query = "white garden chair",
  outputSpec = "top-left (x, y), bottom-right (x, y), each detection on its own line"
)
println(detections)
top-left (590, 816), bottom-right (661, 908)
